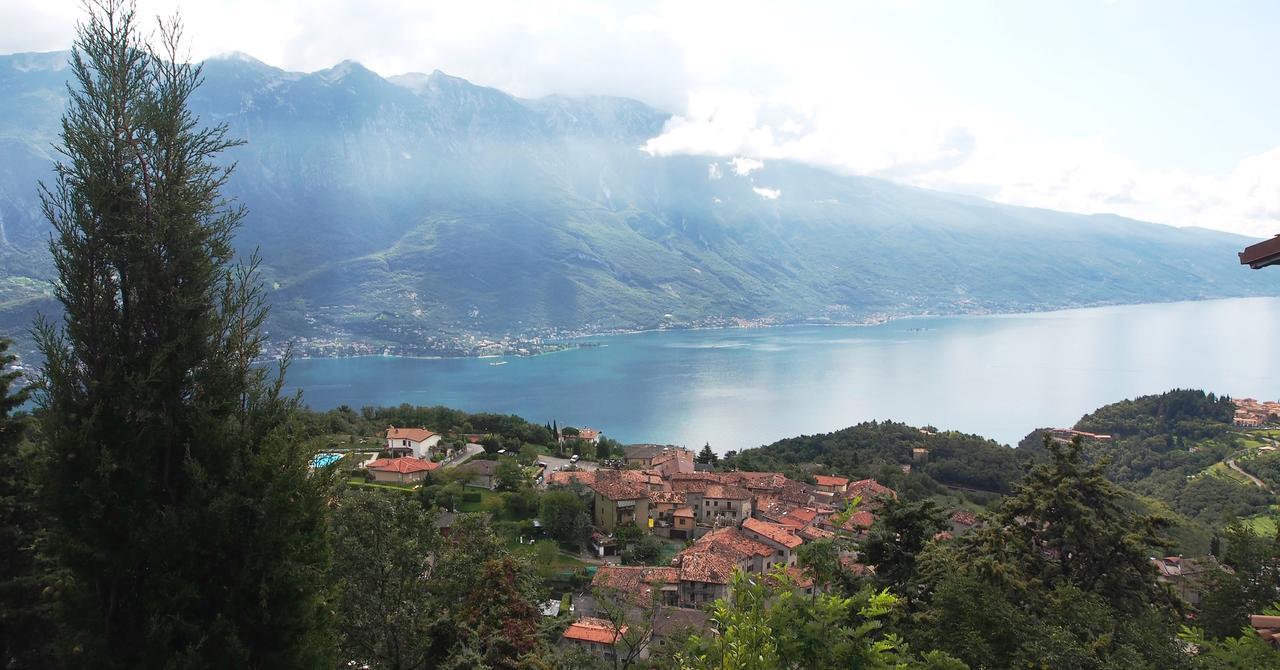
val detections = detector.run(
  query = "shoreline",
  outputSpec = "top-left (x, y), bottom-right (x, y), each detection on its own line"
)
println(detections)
top-left (278, 295), bottom-right (1279, 364)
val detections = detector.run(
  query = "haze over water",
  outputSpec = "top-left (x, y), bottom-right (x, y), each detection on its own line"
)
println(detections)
top-left (285, 297), bottom-right (1280, 450)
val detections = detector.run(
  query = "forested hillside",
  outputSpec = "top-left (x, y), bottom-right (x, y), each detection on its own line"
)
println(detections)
top-left (723, 421), bottom-right (1030, 498)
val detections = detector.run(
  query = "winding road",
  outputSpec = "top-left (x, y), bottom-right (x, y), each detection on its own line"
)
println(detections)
top-left (1226, 458), bottom-right (1271, 492)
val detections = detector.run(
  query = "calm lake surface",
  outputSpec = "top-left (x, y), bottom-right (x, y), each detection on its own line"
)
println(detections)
top-left (284, 297), bottom-right (1280, 450)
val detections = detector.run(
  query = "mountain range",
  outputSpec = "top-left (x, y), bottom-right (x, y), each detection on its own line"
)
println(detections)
top-left (0, 50), bottom-right (1275, 356)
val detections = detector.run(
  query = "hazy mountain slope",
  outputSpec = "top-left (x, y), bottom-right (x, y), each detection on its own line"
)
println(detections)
top-left (0, 50), bottom-right (1274, 354)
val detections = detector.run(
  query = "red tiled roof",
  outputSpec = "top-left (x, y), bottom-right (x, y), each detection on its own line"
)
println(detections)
top-left (704, 483), bottom-right (752, 500)
top-left (676, 527), bottom-right (774, 584)
top-left (367, 457), bottom-right (438, 474)
top-left (563, 617), bottom-right (626, 644)
top-left (722, 472), bottom-right (788, 491)
top-left (814, 475), bottom-right (849, 487)
top-left (589, 474), bottom-right (650, 501)
top-left (842, 510), bottom-right (875, 531)
top-left (592, 566), bottom-right (678, 604)
top-left (847, 479), bottom-right (897, 502)
top-left (950, 510), bottom-right (979, 527)
top-left (386, 426), bottom-right (436, 442)
top-left (673, 506), bottom-right (695, 518)
top-left (742, 517), bottom-right (803, 549)
top-left (780, 507), bottom-right (818, 528)
top-left (577, 428), bottom-right (600, 440)
top-left (798, 525), bottom-right (835, 541)
top-left (840, 556), bottom-right (872, 576)
top-left (546, 471), bottom-right (597, 487)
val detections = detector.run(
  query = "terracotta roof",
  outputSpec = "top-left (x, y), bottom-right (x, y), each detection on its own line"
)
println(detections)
top-left (386, 426), bottom-right (436, 442)
top-left (671, 479), bottom-right (710, 494)
top-left (777, 481), bottom-right (820, 507)
top-left (840, 556), bottom-right (872, 576)
top-left (704, 483), bottom-right (752, 500)
top-left (798, 525), bottom-right (835, 541)
top-left (742, 517), bottom-right (803, 549)
top-left (676, 528), bottom-right (774, 584)
top-left (546, 470), bottom-right (597, 487)
top-left (669, 471), bottom-right (720, 482)
top-left (950, 510), bottom-right (979, 527)
top-left (367, 457), bottom-right (438, 474)
top-left (847, 479), bottom-right (897, 502)
top-left (589, 474), bottom-right (650, 501)
top-left (652, 450), bottom-right (695, 475)
top-left (577, 428), bottom-right (600, 440)
top-left (563, 617), bottom-right (626, 645)
top-left (676, 548), bottom-right (738, 585)
top-left (842, 510), bottom-right (875, 531)
top-left (767, 565), bottom-right (815, 589)
top-left (592, 566), bottom-right (678, 604)
top-left (780, 507), bottom-right (818, 528)
top-left (623, 444), bottom-right (670, 460)
top-left (814, 475), bottom-right (849, 487)
top-left (722, 472), bottom-right (788, 491)
top-left (673, 506), bottom-right (695, 518)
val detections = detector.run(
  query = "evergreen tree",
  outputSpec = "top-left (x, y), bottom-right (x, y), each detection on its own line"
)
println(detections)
top-left (0, 339), bottom-right (58, 668)
top-left (860, 498), bottom-right (946, 595)
top-left (697, 443), bottom-right (719, 465)
top-left (34, 3), bottom-right (333, 665)
top-left (967, 435), bottom-right (1175, 613)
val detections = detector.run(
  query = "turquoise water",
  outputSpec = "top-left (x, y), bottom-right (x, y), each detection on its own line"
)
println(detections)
top-left (284, 297), bottom-right (1280, 450)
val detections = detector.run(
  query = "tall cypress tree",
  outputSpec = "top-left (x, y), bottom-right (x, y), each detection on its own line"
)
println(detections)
top-left (34, 2), bottom-right (333, 666)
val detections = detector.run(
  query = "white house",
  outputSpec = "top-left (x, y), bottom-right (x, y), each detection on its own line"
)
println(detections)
top-left (386, 426), bottom-right (441, 459)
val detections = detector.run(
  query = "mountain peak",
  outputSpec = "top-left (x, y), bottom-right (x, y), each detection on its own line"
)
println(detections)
top-left (2, 50), bottom-right (71, 73)
top-left (209, 51), bottom-right (268, 67)
top-left (317, 59), bottom-right (378, 83)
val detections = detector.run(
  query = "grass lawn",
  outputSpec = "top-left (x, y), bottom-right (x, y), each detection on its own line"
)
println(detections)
top-left (509, 539), bottom-right (590, 572)
top-left (1244, 513), bottom-right (1279, 537)
top-left (456, 488), bottom-right (501, 513)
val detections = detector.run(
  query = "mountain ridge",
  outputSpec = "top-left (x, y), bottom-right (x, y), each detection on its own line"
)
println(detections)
top-left (0, 49), bottom-right (1274, 357)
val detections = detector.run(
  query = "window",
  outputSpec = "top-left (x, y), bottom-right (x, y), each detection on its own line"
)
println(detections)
top-left (402, 439), bottom-right (409, 446)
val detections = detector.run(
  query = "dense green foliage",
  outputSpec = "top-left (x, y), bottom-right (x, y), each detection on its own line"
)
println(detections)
top-left (902, 438), bottom-right (1188, 669)
top-left (0, 339), bottom-right (58, 668)
top-left (724, 420), bottom-right (1030, 494)
top-left (1019, 390), bottom-right (1272, 542)
top-left (3, 7), bottom-right (1279, 668)
top-left (31, 5), bottom-right (334, 666)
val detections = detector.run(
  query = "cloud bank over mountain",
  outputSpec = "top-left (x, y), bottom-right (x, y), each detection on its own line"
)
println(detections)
top-left (3, 1), bottom-right (1279, 237)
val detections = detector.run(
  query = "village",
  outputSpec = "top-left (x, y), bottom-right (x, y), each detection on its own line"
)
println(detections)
top-left (324, 421), bottom-right (1239, 665)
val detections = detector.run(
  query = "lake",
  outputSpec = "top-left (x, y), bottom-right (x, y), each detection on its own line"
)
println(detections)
top-left (284, 297), bottom-right (1280, 451)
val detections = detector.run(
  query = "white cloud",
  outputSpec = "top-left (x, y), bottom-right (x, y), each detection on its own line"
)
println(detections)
top-left (2, 0), bottom-right (1277, 238)
top-left (707, 162), bottom-right (722, 180)
top-left (752, 186), bottom-right (780, 200)
top-left (730, 156), bottom-right (763, 176)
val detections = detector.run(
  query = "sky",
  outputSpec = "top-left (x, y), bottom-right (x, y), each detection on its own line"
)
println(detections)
top-left (4, 0), bottom-right (1279, 237)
